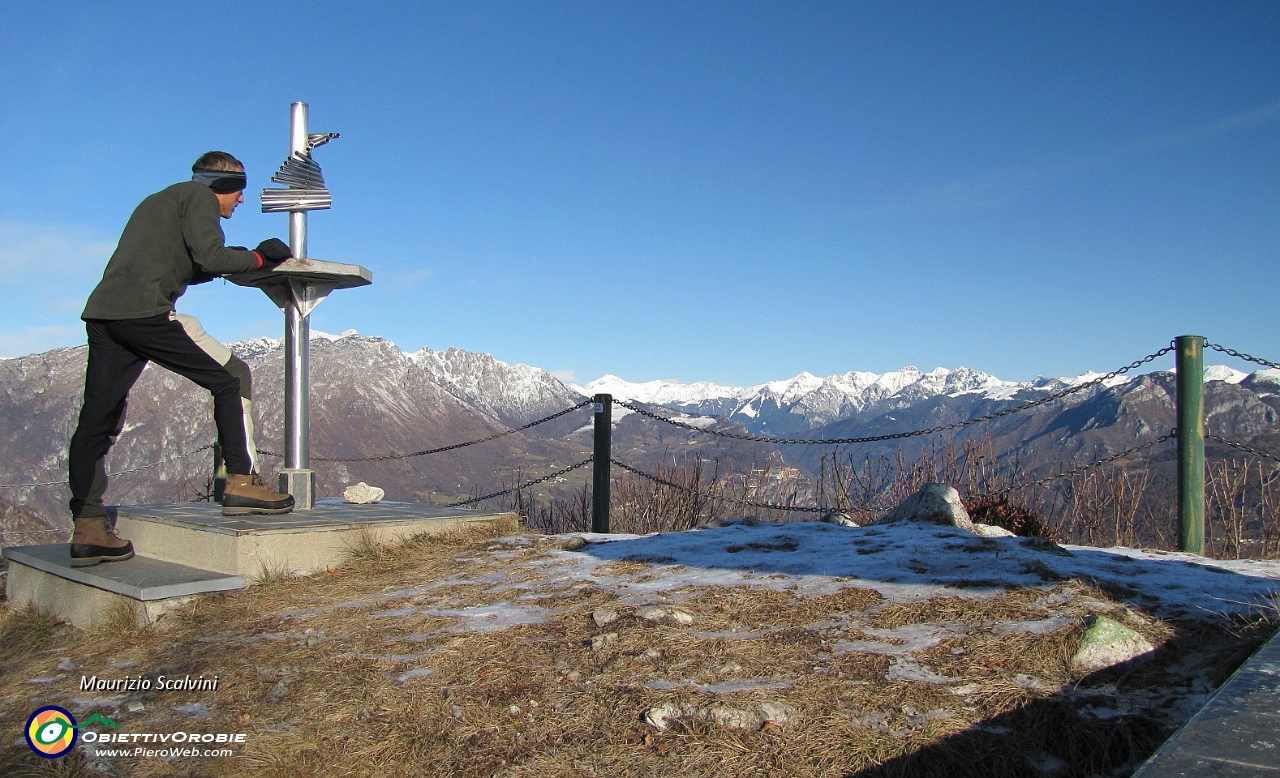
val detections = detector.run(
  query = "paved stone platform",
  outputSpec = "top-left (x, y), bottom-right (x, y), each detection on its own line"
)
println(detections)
top-left (2, 502), bottom-right (514, 628)
top-left (112, 501), bottom-right (515, 578)
top-left (1132, 626), bottom-right (1280, 776)
top-left (2, 544), bottom-right (244, 628)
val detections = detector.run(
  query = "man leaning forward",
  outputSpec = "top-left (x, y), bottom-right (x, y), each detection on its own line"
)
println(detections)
top-left (67, 151), bottom-right (295, 567)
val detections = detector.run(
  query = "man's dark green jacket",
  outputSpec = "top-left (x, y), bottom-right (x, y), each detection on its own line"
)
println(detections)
top-left (82, 182), bottom-right (262, 321)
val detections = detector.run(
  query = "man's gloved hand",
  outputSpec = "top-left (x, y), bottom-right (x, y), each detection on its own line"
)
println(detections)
top-left (254, 238), bottom-right (292, 268)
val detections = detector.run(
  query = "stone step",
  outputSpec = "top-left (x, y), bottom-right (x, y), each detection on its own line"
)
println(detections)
top-left (2, 544), bottom-right (245, 629)
top-left (111, 501), bottom-right (514, 578)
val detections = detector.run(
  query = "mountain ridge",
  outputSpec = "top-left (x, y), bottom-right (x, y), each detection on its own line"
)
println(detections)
top-left (1, 332), bottom-right (1276, 541)
top-left (579, 364), bottom-right (1261, 438)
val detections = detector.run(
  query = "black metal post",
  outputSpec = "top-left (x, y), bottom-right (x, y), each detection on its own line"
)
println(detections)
top-left (212, 442), bottom-right (227, 503)
top-left (592, 394), bottom-right (612, 533)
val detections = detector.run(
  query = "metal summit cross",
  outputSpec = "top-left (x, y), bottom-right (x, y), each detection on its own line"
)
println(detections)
top-left (230, 101), bottom-right (372, 509)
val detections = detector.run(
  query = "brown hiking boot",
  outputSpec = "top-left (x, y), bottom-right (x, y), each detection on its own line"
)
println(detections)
top-left (70, 516), bottom-right (135, 568)
top-left (222, 474), bottom-right (295, 516)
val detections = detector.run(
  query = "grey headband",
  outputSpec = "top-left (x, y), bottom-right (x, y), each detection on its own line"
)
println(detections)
top-left (192, 169), bottom-right (247, 194)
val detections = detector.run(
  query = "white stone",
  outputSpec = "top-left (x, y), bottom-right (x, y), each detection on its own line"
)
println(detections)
top-left (1025, 750), bottom-right (1069, 777)
top-left (343, 482), bottom-right (384, 504)
top-left (759, 701), bottom-right (797, 726)
top-left (643, 703), bottom-right (682, 731)
top-left (636, 605), bottom-right (695, 626)
top-left (703, 705), bottom-right (763, 730)
top-left (643, 700), bottom-right (796, 732)
top-left (590, 632), bottom-right (618, 651)
top-left (877, 483), bottom-right (975, 531)
top-left (973, 523), bottom-right (1016, 537)
top-left (820, 512), bottom-right (860, 527)
top-left (266, 679), bottom-right (289, 704)
top-left (592, 606), bottom-right (620, 627)
top-left (1072, 615), bottom-right (1155, 672)
top-left (635, 647), bottom-right (664, 663)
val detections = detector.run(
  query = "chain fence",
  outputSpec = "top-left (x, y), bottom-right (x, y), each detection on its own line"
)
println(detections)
top-left (1206, 342), bottom-right (1280, 371)
top-left (982, 431), bottom-right (1178, 498)
top-left (1, 527), bottom-right (67, 539)
top-left (605, 431), bottom-right (1179, 517)
top-left (0, 443), bottom-right (218, 541)
top-left (615, 345), bottom-right (1175, 446)
top-left (0, 444), bottom-right (215, 491)
top-left (0, 400), bottom-right (593, 538)
top-left (1205, 434), bottom-right (1280, 466)
top-left (257, 399), bottom-right (594, 462)
top-left (449, 457), bottom-right (595, 507)
top-left (608, 457), bottom-right (828, 513)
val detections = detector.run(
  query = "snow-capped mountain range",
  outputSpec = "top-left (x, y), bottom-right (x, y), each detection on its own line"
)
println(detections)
top-left (182, 328), bottom-right (1278, 443)
top-left (210, 329), bottom-right (1266, 437)
top-left (575, 364), bottom-right (1260, 437)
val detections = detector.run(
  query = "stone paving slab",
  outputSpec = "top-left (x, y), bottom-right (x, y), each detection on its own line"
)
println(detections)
top-left (2, 544), bottom-right (245, 601)
top-left (1132, 626), bottom-right (1280, 776)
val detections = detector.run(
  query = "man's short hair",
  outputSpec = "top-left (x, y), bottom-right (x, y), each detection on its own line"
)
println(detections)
top-left (192, 151), bottom-right (244, 172)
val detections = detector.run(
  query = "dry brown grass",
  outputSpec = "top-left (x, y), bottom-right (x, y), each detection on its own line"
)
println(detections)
top-left (0, 526), bottom-right (1273, 778)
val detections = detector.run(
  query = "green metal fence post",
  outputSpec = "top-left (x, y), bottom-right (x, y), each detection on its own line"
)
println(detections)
top-left (592, 394), bottom-right (612, 533)
top-left (1176, 335), bottom-right (1205, 554)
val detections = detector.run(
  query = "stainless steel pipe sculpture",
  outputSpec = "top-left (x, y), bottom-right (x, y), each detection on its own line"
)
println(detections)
top-left (247, 102), bottom-right (367, 510)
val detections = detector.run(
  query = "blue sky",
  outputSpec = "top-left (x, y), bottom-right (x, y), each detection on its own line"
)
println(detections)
top-left (1, 2), bottom-right (1276, 386)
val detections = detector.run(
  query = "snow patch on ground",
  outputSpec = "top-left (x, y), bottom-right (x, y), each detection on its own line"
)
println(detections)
top-left (558, 522), bottom-right (1280, 621)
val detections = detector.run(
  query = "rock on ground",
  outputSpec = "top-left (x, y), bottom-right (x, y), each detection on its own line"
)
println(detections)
top-left (643, 700), bottom-right (796, 731)
top-left (343, 482), bottom-right (385, 504)
top-left (877, 483), bottom-right (976, 532)
top-left (973, 523), bottom-right (1016, 538)
top-left (636, 606), bottom-right (695, 626)
top-left (821, 512), bottom-right (860, 527)
top-left (593, 606), bottom-right (621, 627)
top-left (1072, 615), bottom-right (1155, 672)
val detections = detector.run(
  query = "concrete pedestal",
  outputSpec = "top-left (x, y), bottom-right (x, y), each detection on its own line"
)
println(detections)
top-left (110, 502), bottom-right (514, 578)
top-left (278, 469), bottom-right (316, 512)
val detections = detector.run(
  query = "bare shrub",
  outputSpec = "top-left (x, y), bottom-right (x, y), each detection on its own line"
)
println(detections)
top-left (1207, 458), bottom-right (1251, 559)
top-left (965, 495), bottom-right (1051, 538)
top-left (1051, 461), bottom-right (1153, 548)
top-left (470, 434), bottom-right (1279, 560)
top-left (816, 434), bottom-right (1048, 530)
top-left (1205, 456), bottom-right (1280, 560)
top-left (1262, 464), bottom-right (1280, 558)
top-left (613, 455), bottom-right (732, 534)
top-left (517, 482), bottom-right (592, 535)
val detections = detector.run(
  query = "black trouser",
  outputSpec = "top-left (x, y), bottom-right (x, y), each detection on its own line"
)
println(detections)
top-left (68, 313), bottom-right (252, 518)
